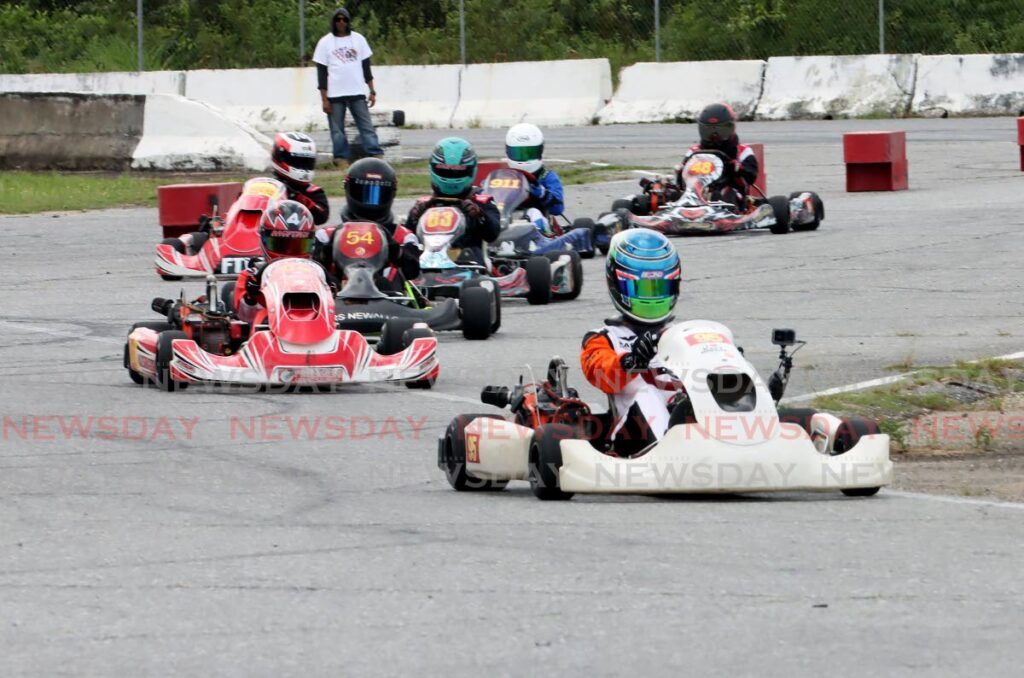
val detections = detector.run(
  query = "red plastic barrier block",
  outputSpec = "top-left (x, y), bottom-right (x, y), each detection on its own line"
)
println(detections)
top-left (746, 142), bottom-right (767, 195)
top-left (843, 131), bottom-right (908, 192)
top-left (1017, 118), bottom-right (1024, 171)
top-left (158, 182), bottom-right (243, 237)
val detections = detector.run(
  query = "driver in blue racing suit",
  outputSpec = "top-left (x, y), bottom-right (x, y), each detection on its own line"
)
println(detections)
top-left (504, 123), bottom-right (593, 255)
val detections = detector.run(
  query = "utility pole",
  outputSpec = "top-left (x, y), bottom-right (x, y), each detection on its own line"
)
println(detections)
top-left (878, 0), bottom-right (885, 54)
top-left (300, 0), bottom-right (306, 62)
top-left (459, 0), bottom-right (466, 65)
top-left (137, 0), bottom-right (144, 71)
top-left (655, 0), bottom-right (661, 62)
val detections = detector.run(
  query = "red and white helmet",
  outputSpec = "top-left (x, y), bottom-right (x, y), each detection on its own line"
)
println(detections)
top-left (271, 132), bottom-right (317, 184)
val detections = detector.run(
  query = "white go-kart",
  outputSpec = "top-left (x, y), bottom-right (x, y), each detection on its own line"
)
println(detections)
top-left (438, 321), bottom-right (892, 500)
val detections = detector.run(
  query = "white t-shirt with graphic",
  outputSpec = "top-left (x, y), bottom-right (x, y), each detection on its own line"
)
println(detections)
top-left (313, 31), bottom-right (373, 98)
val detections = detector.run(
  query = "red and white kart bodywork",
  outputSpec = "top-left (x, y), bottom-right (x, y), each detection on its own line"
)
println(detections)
top-left (154, 177), bottom-right (287, 280)
top-left (129, 259), bottom-right (438, 389)
top-left (442, 320), bottom-right (892, 498)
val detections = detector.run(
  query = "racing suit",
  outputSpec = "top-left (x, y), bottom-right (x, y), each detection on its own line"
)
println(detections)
top-left (273, 171), bottom-right (331, 226)
top-left (404, 188), bottom-right (500, 265)
top-left (315, 206), bottom-right (422, 293)
top-left (581, 317), bottom-right (675, 456)
top-left (676, 136), bottom-right (759, 208)
top-left (518, 169), bottom-right (592, 255)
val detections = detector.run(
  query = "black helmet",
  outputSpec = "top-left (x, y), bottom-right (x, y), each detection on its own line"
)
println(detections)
top-left (697, 103), bottom-right (737, 149)
top-left (344, 157), bottom-right (397, 223)
top-left (331, 7), bottom-right (352, 35)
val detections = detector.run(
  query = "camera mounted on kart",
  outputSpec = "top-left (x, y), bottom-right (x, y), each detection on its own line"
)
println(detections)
top-left (772, 328), bottom-right (796, 346)
top-left (768, 328), bottom-right (806, 403)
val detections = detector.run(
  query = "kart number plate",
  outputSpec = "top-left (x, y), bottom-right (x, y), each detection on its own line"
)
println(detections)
top-left (277, 367), bottom-right (350, 384)
top-left (219, 257), bottom-right (249, 275)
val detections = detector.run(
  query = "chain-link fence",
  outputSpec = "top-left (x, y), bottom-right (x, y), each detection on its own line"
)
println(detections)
top-left (3, 1), bottom-right (1024, 74)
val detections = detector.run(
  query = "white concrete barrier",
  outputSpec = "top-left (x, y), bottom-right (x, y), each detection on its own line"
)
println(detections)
top-left (374, 64), bottom-right (462, 127)
top-left (185, 67), bottom-right (321, 132)
top-left (912, 54), bottom-right (1024, 116)
top-left (0, 70), bottom-right (185, 95)
top-left (597, 60), bottom-right (766, 124)
top-left (451, 59), bottom-right (612, 128)
top-left (757, 54), bottom-right (917, 120)
top-left (131, 95), bottom-right (271, 172)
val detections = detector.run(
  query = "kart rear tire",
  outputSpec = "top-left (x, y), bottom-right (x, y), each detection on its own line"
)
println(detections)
top-left (768, 196), bottom-right (790, 234)
top-left (529, 423), bottom-right (575, 501)
top-left (777, 407), bottom-right (818, 436)
top-left (186, 231), bottom-right (209, 255)
top-left (789, 191), bottom-right (824, 231)
top-left (460, 286), bottom-right (493, 340)
top-left (125, 321), bottom-right (173, 385)
top-left (159, 237), bottom-right (185, 281)
top-left (441, 413), bottom-right (509, 491)
top-left (402, 326), bottom-right (437, 389)
top-left (378, 317), bottom-right (417, 356)
top-left (525, 256), bottom-right (552, 305)
top-left (462, 277), bottom-right (501, 334)
top-left (549, 250), bottom-right (584, 301)
top-left (571, 218), bottom-right (597, 259)
top-left (155, 330), bottom-right (188, 392)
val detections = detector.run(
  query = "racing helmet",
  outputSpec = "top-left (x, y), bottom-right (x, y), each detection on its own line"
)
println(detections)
top-left (697, 103), bottom-right (737, 150)
top-left (605, 229), bottom-right (681, 325)
top-left (271, 132), bottom-right (317, 184)
top-left (505, 123), bottom-right (545, 175)
top-left (345, 157), bottom-right (397, 222)
top-left (258, 199), bottom-right (317, 261)
top-left (429, 137), bottom-right (478, 197)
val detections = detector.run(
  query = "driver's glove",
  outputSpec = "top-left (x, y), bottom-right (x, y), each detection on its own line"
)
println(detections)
top-left (529, 182), bottom-right (547, 200)
top-left (243, 274), bottom-right (260, 306)
top-left (620, 330), bottom-right (660, 372)
top-left (460, 198), bottom-right (484, 222)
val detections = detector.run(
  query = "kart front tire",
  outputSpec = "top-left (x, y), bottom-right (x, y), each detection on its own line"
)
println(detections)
top-left (186, 231), bottom-right (209, 255)
top-left (549, 250), bottom-right (583, 302)
top-left (525, 256), bottom-right (552, 306)
top-left (462, 277), bottom-right (501, 334)
top-left (441, 414), bottom-right (508, 491)
top-left (768, 196), bottom-right (791, 234)
top-left (378, 317), bottom-right (417, 356)
top-left (529, 423), bottom-right (575, 501)
top-left (611, 198), bottom-right (633, 213)
top-left (155, 330), bottom-right (188, 392)
top-left (220, 281), bottom-right (236, 313)
top-left (402, 326), bottom-right (437, 389)
top-left (777, 407), bottom-right (818, 436)
top-left (460, 286), bottom-right (493, 340)
top-left (789, 191), bottom-right (824, 231)
top-left (126, 321), bottom-right (173, 385)
top-left (159, 238), bottom-right (185, 281)
top-left (834, 416), bottom-right (882, 497)
top-left (571, 218), bottom-right (597, 259)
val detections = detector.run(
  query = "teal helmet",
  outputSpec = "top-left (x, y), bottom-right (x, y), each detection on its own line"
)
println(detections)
top-left (605, 229), bottom-right (681, 324)
top-left (429, 137), bottom-right (478, 197)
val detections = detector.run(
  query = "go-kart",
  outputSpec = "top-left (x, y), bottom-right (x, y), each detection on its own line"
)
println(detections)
top-left (125, 258), bottom-right (438, 391)
top-left (438, 321), bottom-right (891, 499)
top-left (412, 204), bottom-right (555, 306)
top-left (599, 150), bottom-right (824, 236)
top-left (329, 221), bottom-right (496, 342)
top-left (154, 177), bottom-right (288, 280)
top-left (481, 168), bottom-right (598, 302)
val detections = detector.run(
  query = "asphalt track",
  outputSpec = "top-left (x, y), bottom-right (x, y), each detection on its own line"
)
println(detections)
top-left (2, 119), bottom-right (1023, 676)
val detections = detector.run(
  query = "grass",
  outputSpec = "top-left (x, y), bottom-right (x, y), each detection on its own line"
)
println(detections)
top-left (1, 161), bottom-right (646, 214)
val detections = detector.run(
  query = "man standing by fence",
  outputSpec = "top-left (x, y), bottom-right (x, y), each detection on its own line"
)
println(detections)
top-left (313, 7), bottom-right (383, 169)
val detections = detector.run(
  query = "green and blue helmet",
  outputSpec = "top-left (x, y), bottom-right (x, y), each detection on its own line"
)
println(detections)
top-left (429, 137), bottom-right (478, 197)
top-left (605, 229), bottom-right (681, 324)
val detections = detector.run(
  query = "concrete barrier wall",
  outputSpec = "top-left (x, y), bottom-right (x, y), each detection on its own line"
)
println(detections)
top-left (451, 59), bottom-right (612, 127)
top-left (912, 54), bottom-right (1024, 116)
top-left (0, 92), bottom-right (145, 170)
top-left (374, 64), bottom-right (462, 128)
top-left (756, 55), bottom-right (917, 120)
top-left (0, 71), bottom-right (185, 96)
top-left (131, 95), bottom-right (271, 172)
top-left (597, 60), bottom-right (765, 123)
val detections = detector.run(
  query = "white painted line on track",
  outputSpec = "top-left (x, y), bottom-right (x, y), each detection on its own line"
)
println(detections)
top-left (885, 489), bottom-right (1024, 511)
top-left (784, 349), bottom-right (1024, 404)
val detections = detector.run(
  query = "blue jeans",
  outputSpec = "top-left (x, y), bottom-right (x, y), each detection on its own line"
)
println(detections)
top-left (327, 95), bottom-right (382, 160)
top-left (527, 227), bottom-right (593, 255)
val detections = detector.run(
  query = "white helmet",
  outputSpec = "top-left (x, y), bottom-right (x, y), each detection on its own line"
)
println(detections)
top-left (271, 131), bottom-right (317, 184)
top-left (505, 123), bottom-right (545, 174)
